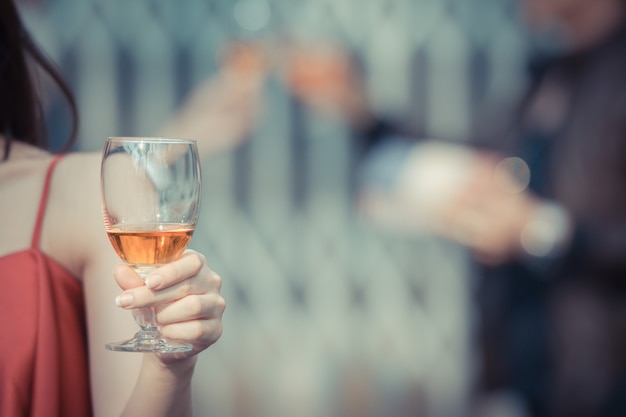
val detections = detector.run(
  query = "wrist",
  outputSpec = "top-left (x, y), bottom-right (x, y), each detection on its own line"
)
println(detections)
top-left (144, 353), bottom-right (197, 379)
top-left (121, 355), bottom-right (196, 417)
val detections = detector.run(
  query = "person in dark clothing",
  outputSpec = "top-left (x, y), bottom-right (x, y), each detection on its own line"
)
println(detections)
top-left (284, 0), bottom-right (626, 415)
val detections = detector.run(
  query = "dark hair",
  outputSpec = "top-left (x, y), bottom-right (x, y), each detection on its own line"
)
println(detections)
top-left (0, 0), bottom-right (78, 160)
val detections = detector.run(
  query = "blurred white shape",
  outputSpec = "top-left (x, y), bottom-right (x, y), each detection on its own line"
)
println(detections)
top-left (234, 0), bottom-right (271, 32)
top-left (396, 140), bottom-right (475, 216)
top-left (495, 157), bottom-right (531, 193)
top-left (474, 390), bottom-right (530, 417)
top-left (360, 139), bottom-right (477, 234)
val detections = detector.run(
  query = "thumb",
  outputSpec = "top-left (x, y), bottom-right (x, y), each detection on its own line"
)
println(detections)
top-left (113, 264), bottom-right (144, 291)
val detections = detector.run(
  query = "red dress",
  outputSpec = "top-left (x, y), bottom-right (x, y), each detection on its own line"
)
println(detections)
top-left (0, 156), bottom-right (92, 416)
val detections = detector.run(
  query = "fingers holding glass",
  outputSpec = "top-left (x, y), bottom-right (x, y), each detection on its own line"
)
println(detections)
top-left (113, 250), bottom-right (225, 351)
top-left (157, 294), bottom-right (226, 345)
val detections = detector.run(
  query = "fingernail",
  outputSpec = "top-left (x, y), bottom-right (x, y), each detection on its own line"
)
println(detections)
top-left (146, 274), bottom-right (163, 290)
top-left (115, 293), bottom-right (134, 308)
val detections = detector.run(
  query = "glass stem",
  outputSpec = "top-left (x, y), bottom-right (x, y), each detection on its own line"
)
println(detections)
top-left (134, 266), bottom-right (159, 333)
top-left (135, 307), bottom-right (158, 331)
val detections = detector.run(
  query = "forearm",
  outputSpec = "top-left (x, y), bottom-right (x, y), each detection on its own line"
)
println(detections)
top-left (120, 355), bottom-right (197, 417)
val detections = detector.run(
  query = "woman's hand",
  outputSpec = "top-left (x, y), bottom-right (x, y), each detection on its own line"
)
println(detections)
top-left (113, 250), bottom-right (226, 362)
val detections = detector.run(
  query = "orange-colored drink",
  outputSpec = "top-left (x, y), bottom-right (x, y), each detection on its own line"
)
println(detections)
top-left (107, 224), bottom-right (193, 267)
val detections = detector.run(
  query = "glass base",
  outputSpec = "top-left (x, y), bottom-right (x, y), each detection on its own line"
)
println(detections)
top-left (106, 330), bottom-right (193, 353)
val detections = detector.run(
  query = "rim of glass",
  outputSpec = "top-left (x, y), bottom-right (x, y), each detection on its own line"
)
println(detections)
top-left (106, 136), bottom-right (197, 144)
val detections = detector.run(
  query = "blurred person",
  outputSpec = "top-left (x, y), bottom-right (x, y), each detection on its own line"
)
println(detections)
top-left (282, 0), bottom-right (626, 416)
top-left (0, 0), bottom-right (265, 415)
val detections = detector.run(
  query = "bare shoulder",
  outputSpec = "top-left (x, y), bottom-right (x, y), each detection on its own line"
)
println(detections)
top-left (41, 151), bottom-right (112, 280)
top-left (46, 151), bottom-right (143, 412)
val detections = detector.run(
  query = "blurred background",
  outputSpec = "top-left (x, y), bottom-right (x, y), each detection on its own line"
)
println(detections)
top-left (18, 1), bottom-right (532, 416)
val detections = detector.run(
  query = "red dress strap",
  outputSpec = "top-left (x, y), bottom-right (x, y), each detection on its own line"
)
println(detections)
top-left (31, 154), bottom-right (64, 249)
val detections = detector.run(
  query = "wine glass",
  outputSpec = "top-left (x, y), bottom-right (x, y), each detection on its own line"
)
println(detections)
top-left (101, 137), bottom-right (201, 352)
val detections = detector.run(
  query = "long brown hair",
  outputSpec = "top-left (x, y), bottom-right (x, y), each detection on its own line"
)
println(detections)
top-left (0, 0), bottom-right (78, 159)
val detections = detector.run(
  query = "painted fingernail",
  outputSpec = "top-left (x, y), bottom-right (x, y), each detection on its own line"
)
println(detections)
top-left (146, 274), bottom-right (163, 290)
top-left (115, 293), bottom-right (134, 308)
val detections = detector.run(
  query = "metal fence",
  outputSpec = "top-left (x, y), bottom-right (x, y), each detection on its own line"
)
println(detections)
top-left (20, 1), bottom-right (529, 416)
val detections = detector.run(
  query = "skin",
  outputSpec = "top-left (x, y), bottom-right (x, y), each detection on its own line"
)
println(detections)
top-left (438, 0), bottom-right (624, 263)
top-left (435, 154), bottom-right (541, 265)
top-left (159, 48), bottom-right (267, 157)
top-left (0, 139), bottom-right (225, 417)
top-left (282, 47), bottom-right (544, 263)
top-left (0, 45), bottom-right (265, 415)
top-left (284, 0), bottom-right (625, 265)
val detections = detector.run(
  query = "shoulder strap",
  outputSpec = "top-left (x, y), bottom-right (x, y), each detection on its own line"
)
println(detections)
top-left (31, 154), bottom-right (65, 249)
